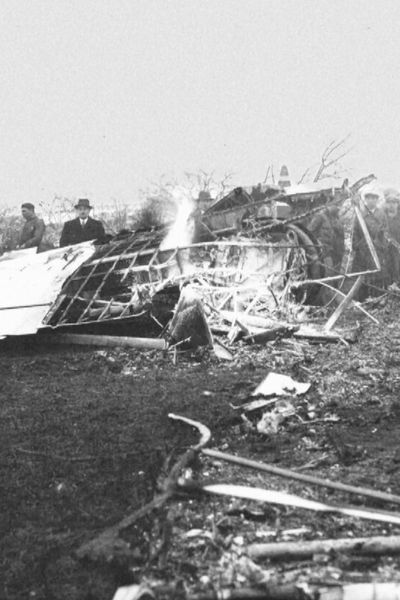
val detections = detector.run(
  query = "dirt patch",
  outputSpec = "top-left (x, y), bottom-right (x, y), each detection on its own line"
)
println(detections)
top-left (2, 297), bottom-right (400, 599)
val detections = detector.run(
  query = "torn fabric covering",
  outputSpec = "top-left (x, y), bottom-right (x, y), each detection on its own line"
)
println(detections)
top-left (0, 242), bottom-right (97, 336)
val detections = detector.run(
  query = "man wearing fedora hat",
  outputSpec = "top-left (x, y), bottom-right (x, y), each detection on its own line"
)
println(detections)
top-left (60, 198), bottom-right (106, 247)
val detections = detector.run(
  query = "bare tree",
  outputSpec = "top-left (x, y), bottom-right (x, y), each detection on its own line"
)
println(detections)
top-left (298, 165), bottom-right (316, 184)
top-left (38, 194), bottom-right (75, 226)
top-left (182, 169), bottom-right (235, 200)
top-left (313, 134), bottom-right (353, 182)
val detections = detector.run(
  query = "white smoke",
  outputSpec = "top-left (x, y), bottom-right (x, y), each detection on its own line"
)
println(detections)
top-left (160, 186), bottom-right (195, 250)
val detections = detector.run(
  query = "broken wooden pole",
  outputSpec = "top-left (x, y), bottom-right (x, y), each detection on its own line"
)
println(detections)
top-left (244, 324), bottom-right (298, 344)
top-left (219, 311), bottom-right (294, 332)
top-left (248, 535), bottom-right (400, 561)
top-left (325, 275), bottom-right (363, 331)
top-left (39, 332), bottom-right (168, 350)
top-left (202, 449), bottom-right (400, 506)
top-left (220, 310), bottom-right (275, 329)
top-left (354, 204), bottom-right (381, 270)
top-left (320, 281), bottom-right (379, 324)
top-left (294, 324), bottom-right (358, 343)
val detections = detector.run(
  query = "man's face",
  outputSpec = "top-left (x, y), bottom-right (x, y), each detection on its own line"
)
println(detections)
top-left (386, 198), bottom-right (398, 217)
top-left (21, 207), bottom-right (34, 221)
top-left (77, 206), bottom-right (91, 220)
top-left (364, 194), bottom-right (378, 211)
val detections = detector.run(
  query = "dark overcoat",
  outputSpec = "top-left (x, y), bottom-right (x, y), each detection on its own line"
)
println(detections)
top-left (60, 217), bottom-right (106, 247)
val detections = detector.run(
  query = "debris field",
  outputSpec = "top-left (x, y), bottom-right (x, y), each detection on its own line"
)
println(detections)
top-left (2, 176), bottom-right (400, 600)
top-left (2, 293), bottom-right (400, 599)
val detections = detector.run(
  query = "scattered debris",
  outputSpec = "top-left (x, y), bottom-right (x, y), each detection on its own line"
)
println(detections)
top-left (202, 448), bottom-right (400, 506)
top-left (231, 397), bottom-right (278, 413)
top-left (112, 584), bottom-right (155, 600)
top-left (5, 175), bottom-right (400, 600)
top-left (101, 411), bottom-right (400, 599)
top-left (167, 285), bottom-right (213, 349)
top-left (256, 399), bottom-right (296, 435)
top-left (252, 372), bottom-right (310, 397)
top-left (78, 411), bottom-right (400, 560)
top-left (213, 339), bottom-right (234, 360)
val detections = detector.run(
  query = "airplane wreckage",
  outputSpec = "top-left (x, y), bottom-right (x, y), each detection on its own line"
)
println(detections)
top-left (0, 175), bottom-right (380, 350)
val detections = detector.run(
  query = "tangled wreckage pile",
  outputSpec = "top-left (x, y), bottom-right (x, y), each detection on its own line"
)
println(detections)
top-left (0, 174), bottom-right (378, 349)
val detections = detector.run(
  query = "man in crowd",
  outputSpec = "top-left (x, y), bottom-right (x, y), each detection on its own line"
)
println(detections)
top-left (17, 203), bottom-right (46, 252)
top-left (307, 203), bottom-right (345, 304)
top-left (384, 188), bottom-right (400, 284)
top-left (352, 187), bottom-right (388, 298)
top-left (308, 203), bottom-right (345, 274)
top-left (60, 198), bottom-right (106, 247)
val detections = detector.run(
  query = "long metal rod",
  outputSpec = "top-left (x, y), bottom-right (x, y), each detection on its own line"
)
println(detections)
top-left (40, 332), bottom-right (167, 350)
top-left (0, 303), bottom-right (52, 311)
top-left (202, 449), bottom-right (400, 507)
top-left (82, 241), bottom-right (303, 268)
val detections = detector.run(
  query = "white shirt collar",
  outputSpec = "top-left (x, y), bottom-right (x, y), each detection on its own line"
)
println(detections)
top-left (80, 218), bottom-right (88, 226)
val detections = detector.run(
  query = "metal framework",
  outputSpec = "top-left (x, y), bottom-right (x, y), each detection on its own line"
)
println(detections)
top-left (43, 228), bottom-right (310, 329)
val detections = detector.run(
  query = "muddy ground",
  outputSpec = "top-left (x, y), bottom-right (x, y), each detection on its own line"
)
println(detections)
top-left (2, 297), bottom-right (400, 600)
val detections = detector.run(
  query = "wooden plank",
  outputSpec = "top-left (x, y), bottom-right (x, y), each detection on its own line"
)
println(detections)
top-left (39, 333), bottom-right (168, 350)
top-left (248, 535), bottom-right (400, 561)
top-left (325, 275), bottom-right (363, 331)
top-left (294, 324), bottom-right (358, 343)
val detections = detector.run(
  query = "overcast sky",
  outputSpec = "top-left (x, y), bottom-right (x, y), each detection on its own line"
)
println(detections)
top-left (0, 0), bottom-right (399, 208)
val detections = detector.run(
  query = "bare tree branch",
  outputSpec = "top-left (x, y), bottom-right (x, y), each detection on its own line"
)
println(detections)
top-left (314, 135), bottom-right (352, 182)
top-left (263, 165), bottom-right (271, 184)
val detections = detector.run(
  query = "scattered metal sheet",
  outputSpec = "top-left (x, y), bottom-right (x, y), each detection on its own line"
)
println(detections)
top-left (0, 242), bottom-right (96, 336)
top-left (252, 372), bottom-right (310, 397)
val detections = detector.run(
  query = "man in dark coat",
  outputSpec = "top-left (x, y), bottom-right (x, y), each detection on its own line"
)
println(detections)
top-left (352, 188), bottom-right (388, 298)
top-left (60, 198), bottom-right (106, 247)
top-left (17, 203), bottom-right (46, 252)
top-left (384, 188), bottom-right (400, 284)
top-left (308, 204), bottom-right (344, 272)
top-left (308, 204), bottom-right (345, 304)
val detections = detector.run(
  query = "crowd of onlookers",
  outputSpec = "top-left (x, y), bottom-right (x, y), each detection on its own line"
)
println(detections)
top-left (307, 186), bottom-right (400, 300)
